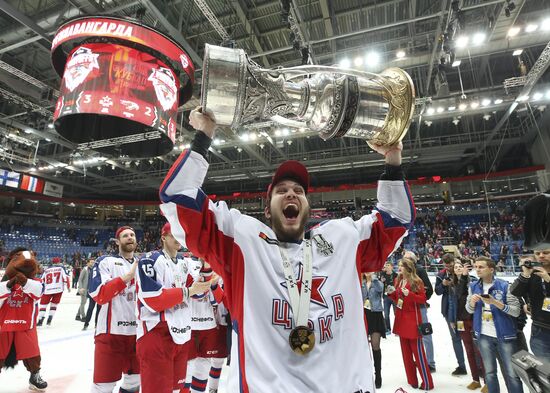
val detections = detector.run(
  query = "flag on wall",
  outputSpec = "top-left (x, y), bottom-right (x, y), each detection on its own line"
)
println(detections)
top-left (20, 174), bottom-right (45, 193)
top-left (0, 169), bottom-right (20, 188)
top-left (43, 181), bottom-right (64, 197)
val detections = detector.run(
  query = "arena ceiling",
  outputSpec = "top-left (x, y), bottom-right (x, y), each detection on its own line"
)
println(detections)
top-left (0, 0), bottom-right (549, 200)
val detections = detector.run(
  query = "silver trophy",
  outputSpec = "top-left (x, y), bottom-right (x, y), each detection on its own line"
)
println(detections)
top-left (201, 44), bottom-right (415, 146)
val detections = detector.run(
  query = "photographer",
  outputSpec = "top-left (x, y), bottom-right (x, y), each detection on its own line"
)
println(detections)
top-left (510, 250), bottom-right (550, 363)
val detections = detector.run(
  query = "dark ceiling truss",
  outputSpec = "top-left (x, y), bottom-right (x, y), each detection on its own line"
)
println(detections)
top-left (0, 0), bottom-right (548, 200)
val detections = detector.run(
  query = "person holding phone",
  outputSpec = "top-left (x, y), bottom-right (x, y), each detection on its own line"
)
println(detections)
top-left (511, 251), bottom-right (550, 363)
top-left (466, 257), bottom-right (523, 393)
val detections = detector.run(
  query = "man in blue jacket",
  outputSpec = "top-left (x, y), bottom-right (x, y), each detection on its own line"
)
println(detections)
top-left (466, 256), bottom-right (523, 393)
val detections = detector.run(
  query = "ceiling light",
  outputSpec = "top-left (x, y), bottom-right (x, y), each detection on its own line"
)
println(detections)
top-left (517, 95), bottom-right (529, 102)
top-left (542, 18), bottom-right (550, 31)
top-left (455, 36), bottom-right (469, 48)
top-left (459, 103), bottom-right (468, 111)
top-left (275, 129), bottom-right (282, 137)
top-left (452, 117), bottom-right (460, 125)
top-left (240, 133), bottom-right (250, 142)
top-left (282, 128), bottom-right (290, 136)
top-left (546, 90), bottom-right (550, 99)
top-left (213, 138), bottom-right (220, 145)
top-left (45, 138), bottom-right (51, 142)
top-left (470, 101), bottom-right (479, 109)
top-left (512, 49), bottom-right (523, 56)
top-left (47, 123), bottom-right (54, 129)
top-left (533, 92), bottom-right (543, 100)
top-left (452, 60), bottom-right (461, 67)
top-left (24, 129), bottom-right (32, 134)
top-left (339, 58), bottom-right (351, 68)
top-left (426, 107), bottom-right (435, 115)
top-left (525, 24), bottom-right (538, 33)
top-left (494, 98), bottom-right (504, 104)
top-left (396, 50), bottom-right (406, 59)
top-left (483, 114), bottom-right (491, 121)
top-left (365, 52), bottom-right (380, 66)
top-left (436, 107), bottom-right (444, 113)
top-left (250, 132), bottom-right (257, 141)
top-left (448, 106), bottom-right (456, 111)
top-left (481, 98), bottom-right (491, 106)
top-left (424, 120), bottom-right (432, 127)
top-left (354, 57), bottom-right (363, 67)
top-left (508, 26), bottom-right (520, 37)
top-left (472, 32), bottom-right (486, 45)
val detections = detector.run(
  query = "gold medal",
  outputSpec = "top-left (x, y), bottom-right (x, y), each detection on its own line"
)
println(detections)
top-left (457, 321), bottom-right (465, 331)
top-left (289, 326), bottom-right (315, 355)
top-left (542, 297), bottom-right (550, 312)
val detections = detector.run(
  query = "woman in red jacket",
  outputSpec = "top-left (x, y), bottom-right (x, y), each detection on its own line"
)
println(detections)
top-left (388, 257), bottom-right (434, 390)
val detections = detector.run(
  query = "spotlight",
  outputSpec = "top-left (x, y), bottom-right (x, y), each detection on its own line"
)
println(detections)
top-left (512, 49), bottom-right (523, 56)
top-left (424, 120), bottom-right (433, 127)
top-left (542, 18), bottom-right (550, 31)
top-left (517, 95), bottom-right (529, 102)
top-left (482, 98), bottom-right (491, 106)
top-left (340, 58), bottom-right (351, 68)
top-left (448, 106), bottom-right (457, 111)
top-left (483, 114), bottom-right (491, 121)
top-left (494, 98), bottom-right (504, 104)
top-left (426, 107), bottom-right (435, 115)
top-left (452, 59), bottom-right (461, 67)
top-left (455, 36), bottom-right (469, 48)
top-left (470, 101), bottom-right (479, 109)
top-left (459, 102), bottom-right (468, 111)
top-left (396, 50), bottom-right (406, 59)
top-left (282, 128), bottom-right (290, 136)
top-left (365, 51), bottom-right (380, 67)
top-left (525, 24), bottom-right (538, 33)
top-left (452, 117), bottom-right (460, 125)
top-left (508, 27), bottom-right (520, 37)
top-left (354, 56), bottom-right (364, 67)
top-left (472, 32), bottom-right (486, 45)
top-left (47, 123), bottom-right (54, 129)
top-left (533, 92), bottom-right (543, 100)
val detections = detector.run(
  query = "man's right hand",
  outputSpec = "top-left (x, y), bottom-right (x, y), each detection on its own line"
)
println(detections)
top-left (188, 280), bottom-right (212, 297)
top-left (189, 107), bottom-right (217, 139)
top-left (470, 294), bottom-right (482, 307)
top-left (122, 261), bottom-right (138, 283)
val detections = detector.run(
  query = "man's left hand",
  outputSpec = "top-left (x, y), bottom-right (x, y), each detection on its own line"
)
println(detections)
top-left (533, 267), bottom-right (550, 282)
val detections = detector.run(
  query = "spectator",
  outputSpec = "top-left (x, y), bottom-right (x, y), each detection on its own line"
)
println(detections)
top-left (435, 253), bottom-right (467, 376)
top-left (466, 256), bottom-right (523, 393)
top-left (75, 259), bottom-right (93, 321)
top-left (379, 261), bottom-right (397, 335)
top-left (453, 259), bottom-right (486, 391)
top-left (361, 272), bottom-right (385, 388)
top-left (388, 258), bottom-right (434, 390)
top-left (404, 250), bottom-right (436, 373)
top-left (510, 251), bottom-right (550, 363)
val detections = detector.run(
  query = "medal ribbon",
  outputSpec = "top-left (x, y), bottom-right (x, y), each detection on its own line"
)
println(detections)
top-left (279, 240), bottom-right (313, 328)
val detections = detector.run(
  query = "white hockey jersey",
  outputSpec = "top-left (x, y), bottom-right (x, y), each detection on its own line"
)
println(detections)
top-left (136, 250), bottom-right (193, 344)
top-left (89, 254), bottom-right (137, 336)
top-left (160, 150), bottom-right (414, 393)
top-left (41, 265), bottom-right (69, 294)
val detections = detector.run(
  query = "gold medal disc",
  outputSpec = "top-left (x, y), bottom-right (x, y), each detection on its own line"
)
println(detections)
top-left (289, 326), bottom-right (315, 355)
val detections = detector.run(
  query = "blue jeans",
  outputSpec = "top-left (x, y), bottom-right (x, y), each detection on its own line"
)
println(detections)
top-left (447, 321), bottom-right (466, 368)
top-left (383, 295), bottom-right (394, 331)
top-left (477, 335), bottom-right (523, 393)
top-left (420, 305), bottom-right (435, 368)
top-left (530, 325), bottom-right (550, 363)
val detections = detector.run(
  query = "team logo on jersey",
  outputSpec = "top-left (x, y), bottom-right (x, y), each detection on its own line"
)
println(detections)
top-left (312, 234), bottom-right (334, 256)
top-left (280, 263), bottom-right (328, 308)
top-left (64, 47), bottom-right (99, 92)
top-left (180, 54), bottom-right (189, 69)
top-left (148, 67), bottom-right (177, 111)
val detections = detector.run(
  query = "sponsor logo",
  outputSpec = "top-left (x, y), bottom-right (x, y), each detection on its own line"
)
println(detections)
top-left (180, 54), bottom-right (189, 69)
top-left (64, 47), bottom-right (99, 92)
top-left (171, 325), bottom-right (191, 334)
top-left (4, 319), bottom-right (26, 324)
top-left (53, 21), bottom-right (134, 48)
top-left (117, 321), bottom-right (137, 327)
top-left (148, 67), bottom-right (177, 111)
top-left (191, 317), bottom-right (214, 322)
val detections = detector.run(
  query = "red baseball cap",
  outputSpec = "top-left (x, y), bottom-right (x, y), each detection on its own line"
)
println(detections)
top-left (161, 223), bottom-right (171, 236)
top-left (267, 160), bottom-right (309, 198)
top-left (115, 226), bottom-right (134, 239)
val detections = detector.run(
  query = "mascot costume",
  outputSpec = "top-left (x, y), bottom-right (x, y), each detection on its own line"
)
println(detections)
top-left (0, 247), bottom-right (47, 391)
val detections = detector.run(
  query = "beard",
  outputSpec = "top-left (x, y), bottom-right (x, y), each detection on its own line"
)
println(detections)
top-left (120, 242), bottom-right (136, 253)
top-left (270, 205), bottom-right (310, 242)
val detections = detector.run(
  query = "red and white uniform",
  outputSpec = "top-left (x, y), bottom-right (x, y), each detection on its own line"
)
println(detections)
top-left (160, 150), bottom-right (415, 393)
top-left (41, 265), bottom-right (70, 295)
top-left (89, 254), bottom-right (137, 336)
top-left (0, 279), bottom-right (43, 360)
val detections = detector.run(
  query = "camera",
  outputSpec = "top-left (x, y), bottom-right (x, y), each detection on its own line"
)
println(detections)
top-left (523, 260), bottom-right (543, 269)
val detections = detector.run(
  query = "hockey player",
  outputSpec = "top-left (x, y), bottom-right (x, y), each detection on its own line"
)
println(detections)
top-left (0, 247), bottom-right (47, 391)
top-left (159, 108), bottom-right (415, 393)
top-left (37, 256), bottom-right (70, 326)
top-left (185, 262), bottom-right (226, 393)
top-left (136, 223), bottom-right (212, 393)
top-left (89, 226), bottom-right (140, 393)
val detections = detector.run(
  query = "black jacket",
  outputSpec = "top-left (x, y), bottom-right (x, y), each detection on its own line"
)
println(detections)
top-left (416, 264), bottom-right (433, 300)
top-left (435, 268), bottom-right (451, 318)
top-left (510, 274), bottom-right (550, 330)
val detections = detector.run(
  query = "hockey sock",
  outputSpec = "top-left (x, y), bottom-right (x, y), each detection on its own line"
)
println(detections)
top-left (190, 357), bottom-right (210, 393)
top-left (208, 358), bottom-right (224, 390)
top-left (48, 303), bottom-right (59, 320)
top-left (120, 373), bottom-right (140, 392)
top-left (38, 305), bottom-right (47, 320)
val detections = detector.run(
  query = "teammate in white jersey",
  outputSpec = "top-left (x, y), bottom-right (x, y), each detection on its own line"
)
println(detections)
top-left (159, 108), bottom-right (415, 393)
top-left (136, 223), bottom-right (211, 393)
top-left (88, 226), bottom-right (139, 393)
top-left (38, 257), bottom-right (70, 326)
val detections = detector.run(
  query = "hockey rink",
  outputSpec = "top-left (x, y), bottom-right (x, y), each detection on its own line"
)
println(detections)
top-left (1, 278), bottom-right (522, 393)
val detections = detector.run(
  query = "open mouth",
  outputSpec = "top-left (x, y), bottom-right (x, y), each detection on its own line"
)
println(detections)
top-left (283, 203), bottom-right (299, 220)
